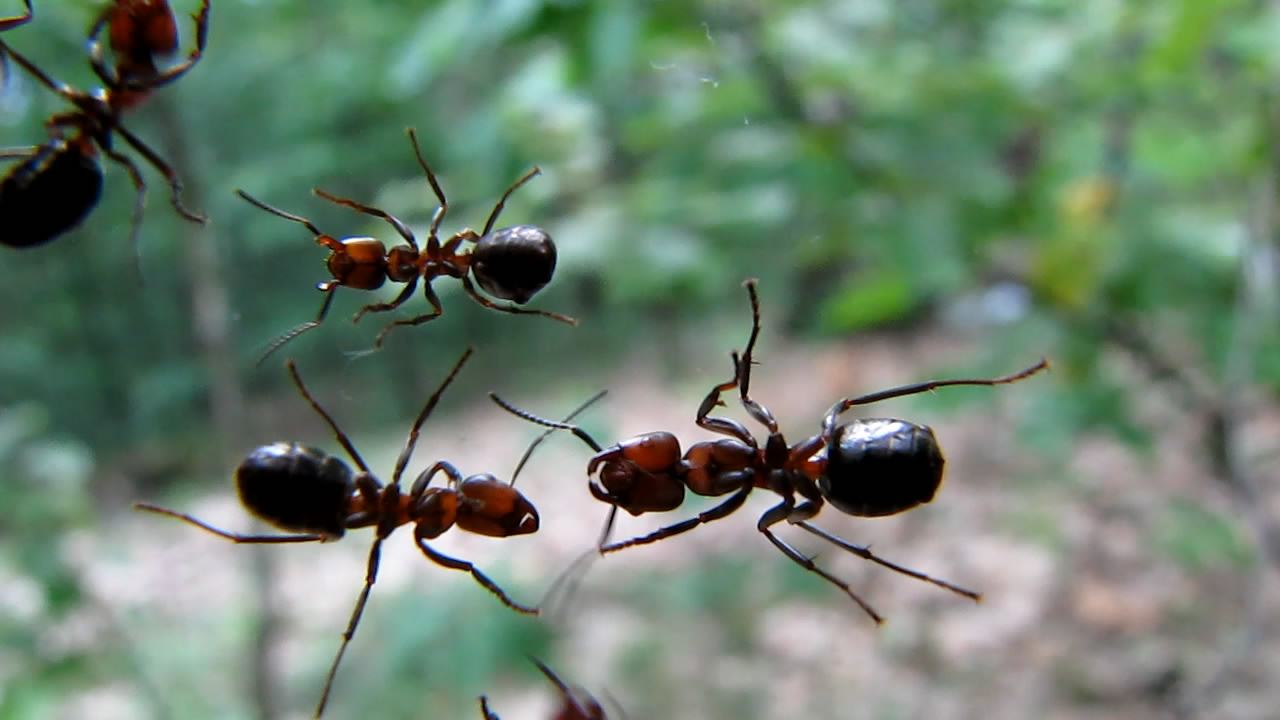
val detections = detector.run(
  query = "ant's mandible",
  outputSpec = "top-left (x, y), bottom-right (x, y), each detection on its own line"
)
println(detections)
top-left (480, 657), bottom-right (610, 720)
top-left (135, 350), bottom-right (605, 718)
top-left (238, 127), bottom-right (576, 365)
top-left (0, 0), bottom-right (208, 252)
top-left (493, 279), bottom-right (1049, 623)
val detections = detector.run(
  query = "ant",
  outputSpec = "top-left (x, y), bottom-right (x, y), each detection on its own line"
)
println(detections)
top-left (0, 0), bottom-right (207, 251)
top-left (480, 657), bottom-right (610, 720)
top-left (89, 0), bottom-right (183, 86)
top-left (134, 350), bottom-right (605, 718)
top-left (237, 127), bottom-right (576, 365)
top-left (492, 279), bottom-right (1049, 624)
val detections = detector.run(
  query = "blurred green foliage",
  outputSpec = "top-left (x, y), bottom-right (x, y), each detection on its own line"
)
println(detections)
top-left (0, 0), bottom-right (1274, 457)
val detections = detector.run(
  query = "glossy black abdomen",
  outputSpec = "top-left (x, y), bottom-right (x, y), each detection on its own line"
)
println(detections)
top-left (472, 224), bottom-right (556, 303)
top-left (235, 442), bottom-right (356, 538)
top-left (819, 418), bottom-right (945, 517)
top-left (0, 143), bottom-right (104, 248)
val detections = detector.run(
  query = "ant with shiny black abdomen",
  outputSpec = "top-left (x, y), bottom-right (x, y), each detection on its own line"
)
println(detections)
top-left (480, 657), bottom-right (611, 720)
top-left (0, 0), bottom-right (207, 253)
top-left (134, 349), bottom-right (605, 718)
top-left (493, 278), bottom-right (1049, 624)
top-left (237, 127), bottom-right (576, 365)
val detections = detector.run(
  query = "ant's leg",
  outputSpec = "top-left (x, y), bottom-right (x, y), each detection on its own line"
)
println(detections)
top-left (479, 697), bottom-right (501, 720)
top-left (314, 535), bottom-right (385, 718)
top-left (0, 145), bottom-right (37, 161)
top-left (0, 37), bottom-right (82, 102)
top-left (599, 480), bottom-right (754, 555)
top-left (0, 0), bottom-right (31, 29)
top-left (237, 194), bottom-right (343, 362)
top-left (734, 279), bottom-right (782, 434)
top-left (371, 281), bottom-right (445, 349)
top-left (529, 657), bottom-right (606, 719)
top-left (102, 146), bottom-right (149, 282)
top-left (486, 392), bottom-right (615, 614)
top-left (143, 0), bottom-right (211, 87)
top-left (757, 499), bottom-right (884, 624)
top-left (480, 167), bottom-right (541, 236)
top-left (99, 0), bottom-right (210, 90)
top-left (256, 285), bottom-right (339, 367)
top-left (85, 1), bottom-right (116, 87)
top-left (407, 460), bottom-right (460, 499)
top-left (285, 359), bottom-right (372, 473)
top-left (0, 2), bottom-right (32, 89)
top-left (537, 535), bottom-right (604, 623)
top-left (693, 353), bottom-right (755, 443)
top-left (415, 536), bottom-right (538, 614)
top-left (405, 128), bottom-right (449, 253)
top-left (133, 503), bottom-right (326, 543)
top-left (439, 229), bottom-right (474, 256)
top-left (593, 502), bottom-right (619, 545)
top-left (459, 275), bottom-right (577, 325)
top-left (314, 188), bottom-right (418, 249)
top-left (392, 349), bottom-right (473, 486)
top-left (792, 517), bottom-right (980, 600)
top-left (690, 280), bottom-right (774, 438)
top-left (352, 278), bottom-right (418, 325)
top-left (113, 123), bottom-right (205, 224)
top-left (822, 358), bottom-right (1050, 436)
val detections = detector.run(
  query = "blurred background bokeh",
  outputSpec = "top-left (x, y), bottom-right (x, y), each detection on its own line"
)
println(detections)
top-left (1, 0), bottom-right (1278, 718)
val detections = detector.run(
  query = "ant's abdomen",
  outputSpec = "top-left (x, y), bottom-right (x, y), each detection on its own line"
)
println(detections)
top-left (819, 419), bottom-right (945, 517)
top-left (1, 144), bottom-right (104, 249)
top-left (235, 442), bottom-right (356, 538)
top-left (472, 224), bottom-right (557, 304)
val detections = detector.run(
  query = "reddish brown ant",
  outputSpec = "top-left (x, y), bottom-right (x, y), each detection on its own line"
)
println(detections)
top-left (480, 657), bottom-right (611, 720)
top-left (134, 351), bottom-right (605, 718)
top-left (237, 127), bottom-right (576, 365)
top-left (492, 279), bottom-right (1049, 623)
top-left (89, 0), bottom-right (182, 86)
top-left (0, 0), bottom-right (207, 251)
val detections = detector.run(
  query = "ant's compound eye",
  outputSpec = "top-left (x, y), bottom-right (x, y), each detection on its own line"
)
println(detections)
top-left (471, 225), bottom-right (557, 303)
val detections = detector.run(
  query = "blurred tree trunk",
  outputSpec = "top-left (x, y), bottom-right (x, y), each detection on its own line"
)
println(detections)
top-left (152, 93), bottom-right (282, 720)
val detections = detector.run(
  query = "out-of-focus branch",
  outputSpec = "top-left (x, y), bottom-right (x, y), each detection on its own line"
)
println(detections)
top-left (1168, 121), bottom-right (1280, 720)
top-left (152, 91), bottom-right (281, 720)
